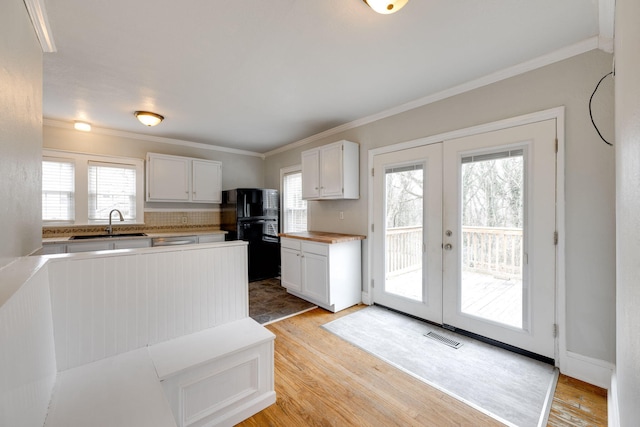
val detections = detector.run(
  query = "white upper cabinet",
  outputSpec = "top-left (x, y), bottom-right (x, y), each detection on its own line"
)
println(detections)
top-left (192, 159), bottom-right (222, 203)
top-left (301, 140), bottom-right (359, 200)
top-left (147, 154), bottom-right (190, 201)
top-left (146, 153), bottom-right (222, 203)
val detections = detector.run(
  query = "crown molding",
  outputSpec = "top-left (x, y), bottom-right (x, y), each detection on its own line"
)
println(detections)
top-left (264, 37), bottom-right (600, 157)
top-left (23, 0), bottom-right (56, 52)
top-left (43, 119), bottom-right (265, 158)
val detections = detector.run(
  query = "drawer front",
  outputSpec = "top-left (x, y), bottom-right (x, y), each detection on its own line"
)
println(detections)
top-left (280, 237), bottom-right (301, 251)
top-left (301, 241), bottom-right (329, 257)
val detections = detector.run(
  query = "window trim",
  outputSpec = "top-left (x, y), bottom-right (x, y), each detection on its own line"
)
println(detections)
top-left (42, 149), bottom-right (144, 226)
top-left (280, 164), bottom-right (308, 233)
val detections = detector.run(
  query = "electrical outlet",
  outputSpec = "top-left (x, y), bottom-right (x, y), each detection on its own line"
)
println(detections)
top-left (181, 216), bottom-right (187, 224)
top-left (339, 211), bottom-right (344, 220)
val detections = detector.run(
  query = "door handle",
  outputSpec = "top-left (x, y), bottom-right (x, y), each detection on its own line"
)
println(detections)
top-left (444, 243), bottom-right (453, 251)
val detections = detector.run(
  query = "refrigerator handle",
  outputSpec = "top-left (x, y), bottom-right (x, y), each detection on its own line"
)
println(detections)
top-left (243, 194), bottom-right (248, 217)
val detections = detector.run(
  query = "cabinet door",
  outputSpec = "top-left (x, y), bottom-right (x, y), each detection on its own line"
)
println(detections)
top-left (281, 247), bottom-right (302, 291)
top-left (112, 239), bottom-right (151, 250)
top-left (319, 143), bottom-right (343, 197)
top-left (66, 241), bottom-right (111, 253)
top-left (301, 149), bottom-right (320, 199)
top-left (147, 155), bottom-right (190, 201)
top-left (302, 252), bottom-right (329, 304)
top-left (192, 160), bottom-right (222, 203)
top-left (39, 244), bottom-right (65, 255)
top-left (197, 234), bottom-right (225, 243)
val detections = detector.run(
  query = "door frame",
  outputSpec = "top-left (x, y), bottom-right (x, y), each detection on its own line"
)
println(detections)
top-left (365, 107), bottom-right (566, 366)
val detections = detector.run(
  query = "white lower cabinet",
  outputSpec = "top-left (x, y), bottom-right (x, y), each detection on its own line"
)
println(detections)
top-left (65, 241), bottom-right (111, 253)
top-left (280, 246), bottom-right (303, 292)
top-left (39, 233), bottom-right (226, 255)
top-left (280, 237), bottom-right (361, 312)
top-left (196, 233), bottom-right (225, 243)
top-left (112, 239), bottom-right (152, 250)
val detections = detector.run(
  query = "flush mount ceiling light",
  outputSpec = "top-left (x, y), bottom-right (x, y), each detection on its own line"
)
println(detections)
top-left (134, 111), bottom-right (164, 127)
top-left (362, 0), bottom-right (409, 14)
top-left (73, 121), bottom-right (91, 132)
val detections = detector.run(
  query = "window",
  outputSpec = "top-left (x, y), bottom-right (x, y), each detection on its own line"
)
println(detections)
top-left (42, 150), bottom-right (144, 225)
top-left (42, 157), bottom-right (75, 222)
top-left (282, 167), bottom-right (307, 233)
top-left (88, 162), bottom-right (137, 220)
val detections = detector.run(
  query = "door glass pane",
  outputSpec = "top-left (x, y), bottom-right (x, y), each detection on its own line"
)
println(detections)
top-left (460, 150), bottom-right (524, 328)
top-left (385, 164), bottom-right (423, 301)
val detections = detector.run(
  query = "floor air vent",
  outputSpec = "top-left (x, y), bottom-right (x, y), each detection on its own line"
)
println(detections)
top-left (424, 331), bottom-right (463, 349)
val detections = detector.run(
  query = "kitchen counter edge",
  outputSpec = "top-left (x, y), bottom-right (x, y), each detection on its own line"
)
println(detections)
top-left (279, 231), bottom-right (366, 244)
top-left (43, 230), bottom-right (228, 244)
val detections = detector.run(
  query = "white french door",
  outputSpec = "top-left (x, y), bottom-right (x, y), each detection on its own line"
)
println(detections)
top-left (372, 119), bottom-right (557, 359)
top-left (372, 144), bottom-right (443, 322)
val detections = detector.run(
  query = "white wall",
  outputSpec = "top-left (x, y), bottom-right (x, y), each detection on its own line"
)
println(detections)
top-left (614, 0), bottom-right (640, 424)
top-left (0, 0), bottom-right (43, 267)
top-left (265, 49), bottom-right (616, 366)
top-left (43, 125), bottom-right (266, 209)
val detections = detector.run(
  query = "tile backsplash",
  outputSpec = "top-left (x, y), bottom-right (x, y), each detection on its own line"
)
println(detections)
top-left (42, 210), bottom-right (221, 237)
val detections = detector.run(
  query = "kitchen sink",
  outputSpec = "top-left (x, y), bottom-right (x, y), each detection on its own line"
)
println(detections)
top-left (69, 233), bottom-right (147, 240)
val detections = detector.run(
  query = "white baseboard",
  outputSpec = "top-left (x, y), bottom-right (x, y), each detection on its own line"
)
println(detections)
top-left (560, 351), bottom-right (614, 389)
top-left (609, 369), bottom-right (620, 427)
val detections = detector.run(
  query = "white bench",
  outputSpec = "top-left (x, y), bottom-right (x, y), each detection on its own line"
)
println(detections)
top-left (0, 243), bottom-right (275, 427)
top-left (45, 318), bottom-right (275, 427)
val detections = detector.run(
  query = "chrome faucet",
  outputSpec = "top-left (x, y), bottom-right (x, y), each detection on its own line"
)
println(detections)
top-left (106, 209), bottom-right (124, 235)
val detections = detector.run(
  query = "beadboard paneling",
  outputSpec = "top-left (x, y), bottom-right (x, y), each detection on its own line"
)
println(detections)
top-left (48, 243), bottom-right (249, 371)
top-left (0, 258), bottom-right (57, 427)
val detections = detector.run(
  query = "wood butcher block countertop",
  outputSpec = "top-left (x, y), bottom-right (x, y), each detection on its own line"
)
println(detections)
top-left (278, 231), bottom-right (366, 244)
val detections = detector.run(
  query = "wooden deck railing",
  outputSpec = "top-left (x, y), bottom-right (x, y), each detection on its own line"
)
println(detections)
top-left (462, 226), bottom-right (522, 278)
top-left (385, 226), bottom-right (523, 278)
top-left (386, 226), bottom-right (422, 276)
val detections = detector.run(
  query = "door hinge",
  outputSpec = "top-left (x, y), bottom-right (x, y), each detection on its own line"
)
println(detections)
top-left (553, 323), bottom-right (558, 338)
top-left (371, 167), bottom-right (375, 177)
top-left (553, 231), bottom-right (558, 245)
top-left (371, 224), bottom-right (374, 232)
top-left (371, 279), bottom-right (375, 288)
top-left (555, 138), bottom-right (558, 153)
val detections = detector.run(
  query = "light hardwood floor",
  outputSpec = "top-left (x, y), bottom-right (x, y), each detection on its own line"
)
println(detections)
top-left (238, 305), bottom-right (607, 427)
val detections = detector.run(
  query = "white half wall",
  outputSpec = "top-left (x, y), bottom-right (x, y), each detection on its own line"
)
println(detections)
top-left (47, 242), bottom-right (249, 371)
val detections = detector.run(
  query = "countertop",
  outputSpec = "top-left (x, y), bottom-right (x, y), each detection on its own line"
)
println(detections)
top-left (43, 230), bottom-right (227, 244)
top-left (278, 231), bottom-right (366, 244)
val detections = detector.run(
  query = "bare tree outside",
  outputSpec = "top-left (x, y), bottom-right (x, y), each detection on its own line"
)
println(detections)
top-left (461, 152), bottom-right (524, 328)
top-left (384, 165), bottom-right (424, 301)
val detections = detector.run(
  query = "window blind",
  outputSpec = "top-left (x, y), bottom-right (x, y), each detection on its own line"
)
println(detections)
top-left (88, 161), bottom-right (137, 220)
top-left (42, 158), bottom-right (75, 221)
top-left (283, 171), bottom-right (307, 233)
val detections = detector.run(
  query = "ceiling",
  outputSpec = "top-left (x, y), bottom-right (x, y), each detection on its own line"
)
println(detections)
top-left (42, 0), bottom-right (601, 154)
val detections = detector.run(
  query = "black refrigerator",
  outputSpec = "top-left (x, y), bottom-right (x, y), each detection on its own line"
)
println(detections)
top-left (221, 188), bottom-right (280, 281)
